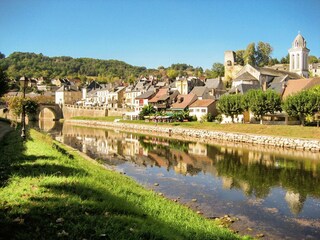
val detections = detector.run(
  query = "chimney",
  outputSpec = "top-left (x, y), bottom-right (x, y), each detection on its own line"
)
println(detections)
top-left (262, 81), bottom-right (267, 91)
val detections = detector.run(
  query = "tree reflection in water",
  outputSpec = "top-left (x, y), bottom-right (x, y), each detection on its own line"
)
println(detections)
top-left (50, 124), bottom-right (320, 215)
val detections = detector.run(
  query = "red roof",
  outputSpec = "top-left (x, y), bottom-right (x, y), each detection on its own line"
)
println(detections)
top-left (149, 88), bottom-right (168, 103)
top-left (282, 77), bottom-right (320, 98)
top-left (171, 94), bottom-right (197, 109)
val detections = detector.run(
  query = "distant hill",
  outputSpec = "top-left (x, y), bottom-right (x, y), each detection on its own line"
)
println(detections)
top-left (0, 52), bottom-right (148, 83)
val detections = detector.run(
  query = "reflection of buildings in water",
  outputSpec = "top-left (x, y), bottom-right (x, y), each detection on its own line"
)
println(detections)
top-left (124, 135), bottom-right (148, 157)
top-left (285, 190), bottom-right (306, 215)
top-left (188, 142), bottom-right (207, 156)
top-left (54, 125), bottom-right (320, 216)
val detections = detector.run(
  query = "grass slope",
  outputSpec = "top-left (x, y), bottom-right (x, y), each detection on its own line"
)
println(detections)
top-left (0, 128), bottom-right (245, 240)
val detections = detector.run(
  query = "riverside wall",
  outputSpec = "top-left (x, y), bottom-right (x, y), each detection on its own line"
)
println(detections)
top-left (62, 105), bottom-right (107, 119)
top-left (67, 120), bottom-right (320, 153)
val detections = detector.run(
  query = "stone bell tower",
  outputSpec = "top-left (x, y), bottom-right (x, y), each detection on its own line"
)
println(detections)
top-left (288, 33), bottom-right (310, 78)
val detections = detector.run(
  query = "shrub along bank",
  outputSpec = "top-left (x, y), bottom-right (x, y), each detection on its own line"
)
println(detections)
top-left (0, 127), bottom-right (247, 240)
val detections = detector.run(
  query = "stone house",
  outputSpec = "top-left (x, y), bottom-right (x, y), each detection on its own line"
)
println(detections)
top-left (232, 64), bottom-right (300, 93)
top-left (204, 78), bottom-right (226, 99)
top-left (106, 86), bottom-right (125, 109)
top-left (55, 85), bottom-right (82, 105)
top-left (309, 63), bottom-right (320, 77)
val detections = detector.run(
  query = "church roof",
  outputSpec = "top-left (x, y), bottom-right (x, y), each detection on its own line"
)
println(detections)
top-left (292, 33), bottom-right (307, 48)
top-left (229, 84), bottom-right (261, 94)
top-left (254, 66), bottom-right (300, 79)
top-left (234, 72), bottom-right (257, 81)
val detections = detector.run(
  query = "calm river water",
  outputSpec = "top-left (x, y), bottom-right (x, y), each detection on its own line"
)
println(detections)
top-left (38, 120), bottom-right (320, 239)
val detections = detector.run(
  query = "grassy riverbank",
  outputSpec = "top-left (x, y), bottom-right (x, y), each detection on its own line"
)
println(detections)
top-left (0, 127), bottom-right (245, 240)
top-left (72, 116), bottom-right (320, 140)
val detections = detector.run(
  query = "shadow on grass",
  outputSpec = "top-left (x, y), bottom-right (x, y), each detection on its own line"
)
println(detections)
top-left (0, 128), bottom-right (239, 240)
top-left (1, 180), bottom-right (237, 240)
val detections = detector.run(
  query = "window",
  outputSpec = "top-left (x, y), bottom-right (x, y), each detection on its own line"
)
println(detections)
top-left (189, 109), bottom-right (194, 112)
top-left (201, 109), bottom-right (206, 113)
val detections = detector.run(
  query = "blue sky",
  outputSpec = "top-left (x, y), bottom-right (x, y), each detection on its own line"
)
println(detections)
top-left (1, 0), bottom-right (320, 69)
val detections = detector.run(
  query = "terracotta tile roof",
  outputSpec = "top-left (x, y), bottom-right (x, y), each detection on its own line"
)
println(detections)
top-left (149, 88), bottom-right (168, 103)
top-left (189, 99), bottom-right (215, 108)
top-left (282, 77), bottom-right (320, 98)
top-left (171, 93), bottom-right (197, 109)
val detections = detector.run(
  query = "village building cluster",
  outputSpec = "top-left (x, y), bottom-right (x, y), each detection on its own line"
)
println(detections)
top-left (7, 33), bottom-right (320, 123)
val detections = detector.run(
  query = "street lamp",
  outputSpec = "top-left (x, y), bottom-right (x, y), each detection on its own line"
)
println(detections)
top-left (19, 76), bottom-right (29, 140)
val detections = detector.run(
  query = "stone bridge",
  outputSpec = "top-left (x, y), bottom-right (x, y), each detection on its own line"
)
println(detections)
top-left (38, 104), bottom-right (64, 120)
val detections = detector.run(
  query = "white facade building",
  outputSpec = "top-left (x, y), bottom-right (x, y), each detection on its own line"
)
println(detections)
top-left (288, 33), bottom-right (310, 78)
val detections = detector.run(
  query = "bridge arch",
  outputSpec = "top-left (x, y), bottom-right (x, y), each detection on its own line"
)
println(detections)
top-left (37, 104), bottom-right (63, 120)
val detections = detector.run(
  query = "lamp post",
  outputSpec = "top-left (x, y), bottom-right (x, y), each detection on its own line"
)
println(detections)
top-left (20, 76), bottom-right (28, 140)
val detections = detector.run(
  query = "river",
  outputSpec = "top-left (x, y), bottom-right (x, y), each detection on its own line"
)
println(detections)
top-left (38, 120), bottom-right (320, 239)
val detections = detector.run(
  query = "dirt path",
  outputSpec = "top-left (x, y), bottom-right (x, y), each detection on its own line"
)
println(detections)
top-left (0, 121), bottom-right (13, 142)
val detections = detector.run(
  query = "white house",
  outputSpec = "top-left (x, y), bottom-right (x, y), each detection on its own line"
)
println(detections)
top-left (189, 99), bottom-right (217, 121)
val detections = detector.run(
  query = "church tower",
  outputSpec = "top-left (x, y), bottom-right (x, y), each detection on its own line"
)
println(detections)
top-left (288, 33), bottom-right (310, 78)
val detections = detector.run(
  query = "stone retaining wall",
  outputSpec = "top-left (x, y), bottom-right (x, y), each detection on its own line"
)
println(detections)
top-left (67, 120), bottom-right (320, 153)
top-left (63, 105), bottom-right (107, 119)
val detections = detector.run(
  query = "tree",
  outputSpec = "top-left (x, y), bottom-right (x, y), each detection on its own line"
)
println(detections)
top-left (166, 69), bottom-right (179, 80)
top-left (244, 43), bottom-right (256, 65)
top-left (308, 55), bottom-right (319, 64)
top-left (139, 104), bottom-right (156, 120)
top-left (243, 89), bottom-right (281, 124)
top-left (0, 52), bottom-right (5, 59)
top-left (0, 68), bottom-right (9, 97)
top-left (217, 94), bottom-right (244, 123)
top-left (211, 63), bottom-right (224, 77)
top-left (256, 42), bottom-right (273, 67)
top-left (282, 90), bottom-right (319, 126)
top-left (280, 54), bottom-right (290, 64)
top-left (268, 58), bottom-right (279, 66)
top-left (4, 96), bottom-right (39, 119)
top-left (235, 50), bottom-right (245, 66)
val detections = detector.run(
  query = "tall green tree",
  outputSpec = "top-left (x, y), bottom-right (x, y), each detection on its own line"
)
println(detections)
top-left (211, 63), bottom-right (225, 77)
top-left (167, 69), bottom-right (179, 80)
top-left (0, 68), bottom-right (9, 97)
top-left (282, 90), bottom-right (320, 126)
top-left (244, 43), bottom-right (256, 65)
top-left (308, 55), bottom-right (319, 64)
top-left (256, 42), bottom-right (273, 67)
top-left (217, 94), bottom-right (244, 123)
top-left (280, 54), bottom-right (290, 64)
top-left (243, 89), bottom-right (281, 124)
top-left (235, 50), bottom-right (245, 66)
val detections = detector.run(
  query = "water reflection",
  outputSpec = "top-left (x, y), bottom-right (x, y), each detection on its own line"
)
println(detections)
top-left (46, 123), bottom-right (320, 218)
top-left (38, 122), bottom-right (320, 238)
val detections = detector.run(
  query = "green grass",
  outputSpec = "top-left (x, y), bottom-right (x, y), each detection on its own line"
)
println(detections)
top-left (72, 116), bottom-right (320, 140)
top-left (72, 116), bottom-right (120, 122)
top-left (0, 128), bottom-right (246, 240)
